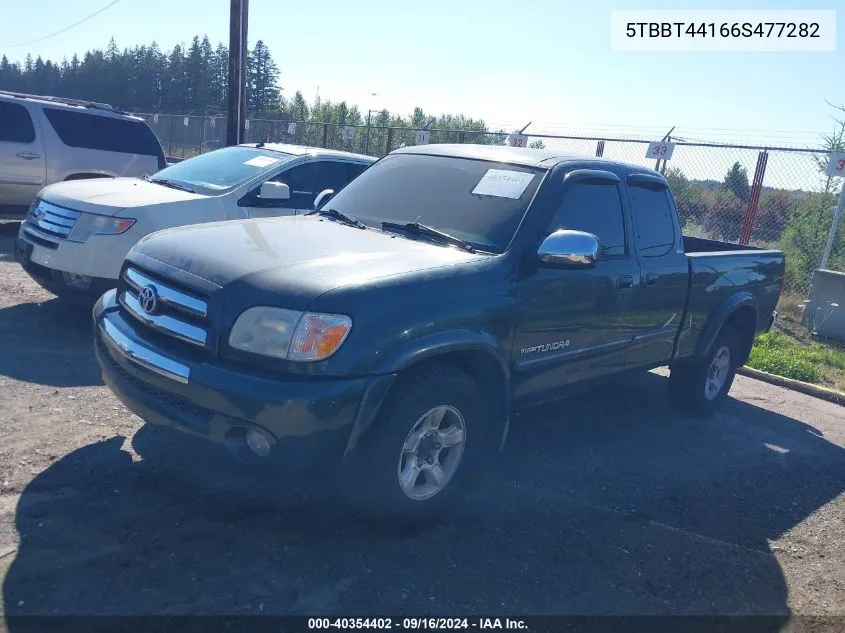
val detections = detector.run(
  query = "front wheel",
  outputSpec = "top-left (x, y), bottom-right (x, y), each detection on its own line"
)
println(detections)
top-left (669, 325), bottom-right (740, 416)
top-left (342, 362), bottom-right (492, 526)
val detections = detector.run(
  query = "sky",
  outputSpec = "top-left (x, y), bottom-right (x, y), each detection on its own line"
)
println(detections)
top-left (0, 0), bottom-right (843, 152)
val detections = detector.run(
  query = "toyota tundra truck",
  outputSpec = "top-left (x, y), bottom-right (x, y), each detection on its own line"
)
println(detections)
top-left (93, 144), bottom-right (785, 523)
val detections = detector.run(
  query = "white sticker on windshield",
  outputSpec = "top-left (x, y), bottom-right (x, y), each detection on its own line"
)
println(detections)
top-left (471, 169), bottom-right (535, 199)
top-left (243, 156), bottom-right (280, 168)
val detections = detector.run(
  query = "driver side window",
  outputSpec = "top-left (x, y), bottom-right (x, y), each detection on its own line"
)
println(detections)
top-left (267, 161), bottom-right (323, 209)
top-left (547, 181), bottom-right (627, 257)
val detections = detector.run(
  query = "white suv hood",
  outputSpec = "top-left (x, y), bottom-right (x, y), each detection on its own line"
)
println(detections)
top-left (39, 177), bottom-right (206, 216)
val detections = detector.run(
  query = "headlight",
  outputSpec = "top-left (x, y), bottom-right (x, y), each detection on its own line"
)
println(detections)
top-left (68, 213), bottom-right (136, 242)
top-left (26, 198), bottom-right (39, 219)
top-left (228, 307), bottom-right (352, 362)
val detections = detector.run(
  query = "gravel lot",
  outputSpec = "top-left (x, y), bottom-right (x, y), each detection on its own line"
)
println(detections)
top-left (0, 228), bottom-right (843, 624)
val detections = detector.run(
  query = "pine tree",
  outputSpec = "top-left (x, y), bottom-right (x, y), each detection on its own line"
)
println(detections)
top-left (247, 40), bottom-right (280, 115)
top-left (723, 162), bottom-right (751, 204)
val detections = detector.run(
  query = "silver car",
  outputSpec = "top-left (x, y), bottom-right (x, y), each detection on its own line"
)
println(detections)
top-left (0, 91), bottom-right (165, 218)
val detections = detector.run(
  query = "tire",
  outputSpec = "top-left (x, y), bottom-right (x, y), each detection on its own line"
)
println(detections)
top-left (669, 325), bottom-right (741, 417)
top-left (341, 362), bottom-right (492, 527)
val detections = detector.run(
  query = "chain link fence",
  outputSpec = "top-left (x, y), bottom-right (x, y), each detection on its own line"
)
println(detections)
top-left (138, 112), bottom-right (844, 319)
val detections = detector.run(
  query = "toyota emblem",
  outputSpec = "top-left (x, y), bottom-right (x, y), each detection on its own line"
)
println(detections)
top-left (139, 285), bottom-right (159, 315)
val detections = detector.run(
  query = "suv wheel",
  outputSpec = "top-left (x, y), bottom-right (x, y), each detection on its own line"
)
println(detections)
top-left (343, 362), bottom-right (490, 526)
top-left (669, 325), bottom-right (740, 416)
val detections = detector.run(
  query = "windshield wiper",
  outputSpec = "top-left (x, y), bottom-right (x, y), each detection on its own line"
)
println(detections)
top-left (381, 221), bottom-right (476, 253)
top-left (307, 207), bottom-right (366, 229)
top-left (148, 177), bottom-right (196, 194)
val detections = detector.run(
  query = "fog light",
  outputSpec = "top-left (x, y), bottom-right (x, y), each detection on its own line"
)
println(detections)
top-left (245, 429), bottom-right (271, 458)
top-left (62, 271), bottom-right (92, 289)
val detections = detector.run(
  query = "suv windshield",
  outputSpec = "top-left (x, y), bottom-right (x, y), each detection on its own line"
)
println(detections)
top-left (150, 146), bottom-right (298, 193)
top-left (323, 153), bottom-right (546, 253)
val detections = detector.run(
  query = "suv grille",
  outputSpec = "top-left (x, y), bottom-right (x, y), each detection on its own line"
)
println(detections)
top-left (23, 199), bottom-right (81, 242)
top-left (119, 266), bottom-right (211, 350)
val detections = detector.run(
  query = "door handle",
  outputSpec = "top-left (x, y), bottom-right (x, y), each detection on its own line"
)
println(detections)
top-left (16, 152), bottom-right (41, 160)
top-left (646, 273), bottom-right (659, 286)
top-left (616, 275), bottom-right (634, 289)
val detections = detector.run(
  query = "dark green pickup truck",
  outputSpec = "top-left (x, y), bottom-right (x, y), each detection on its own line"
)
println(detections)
top-left (93, 144), bottom-right (784, 522)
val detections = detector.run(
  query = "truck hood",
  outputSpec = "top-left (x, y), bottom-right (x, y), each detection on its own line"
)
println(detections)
top-left (40, 177), bottom-right (206, 216)
top-left (131, 215), bottom-right (485, 310)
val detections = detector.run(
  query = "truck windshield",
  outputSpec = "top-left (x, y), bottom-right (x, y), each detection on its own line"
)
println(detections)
top-left (323, 153), bottom-right (546, 253)
top-left (150, 146), bottom-right (298, 193)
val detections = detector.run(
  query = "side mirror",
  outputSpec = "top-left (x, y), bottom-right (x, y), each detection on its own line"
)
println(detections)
top-left (259, 181), bottom-right (290, 200)
top-left (537, 229), bottom-right (600, 268)
top-left (314, 188), bottom-right (335, 209)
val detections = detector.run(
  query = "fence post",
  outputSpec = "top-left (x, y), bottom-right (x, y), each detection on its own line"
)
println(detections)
top-left (385, 128), bottom-right (394, 155)
top-left (595, 140), bottom-right (605, 157)
top-left (168, 115), bottom-right (174, 157)
top-left (200, 112), bottom-right (206, 154)
top-left (820, 184), bottom-right (845, 270)
top-left (660, 140), bottom-right (669, 175)
top-left (322, 123), bottom-right (329, 148)
top-left (739, 151), bottom-right (768, 245)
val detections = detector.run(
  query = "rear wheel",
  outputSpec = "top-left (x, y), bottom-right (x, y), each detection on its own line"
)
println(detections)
top-left (669, 325), bottom-right (741, 416)
top-left (342, 362), bottom-right (492, 526)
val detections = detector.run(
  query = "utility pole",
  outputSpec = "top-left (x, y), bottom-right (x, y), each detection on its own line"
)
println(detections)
top-left (365, 109), bottom-right (376, 155)
top-left (226, 0), bottom-right (249, 146)
top-left (363, 93), bottom-right (379, 155)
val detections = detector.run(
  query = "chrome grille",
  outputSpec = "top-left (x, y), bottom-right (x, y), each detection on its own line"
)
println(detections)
top-left (23, 199), bottom-right (81, 242)
top-left (120, 266), bottom-right (210, 348)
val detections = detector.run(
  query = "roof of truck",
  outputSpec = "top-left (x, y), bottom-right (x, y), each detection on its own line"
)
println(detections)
top-left (392, 143), bottom-right (658, 172)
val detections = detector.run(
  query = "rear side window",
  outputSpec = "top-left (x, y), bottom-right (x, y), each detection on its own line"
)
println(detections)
top-left (43, 108), bottom-right (163, 159)
top-left (549, 181), bottom-right (626, 256)
top-left (628, 183), bottom-right (676, 257)
top-left (0, 101), bottom-right (36, 143)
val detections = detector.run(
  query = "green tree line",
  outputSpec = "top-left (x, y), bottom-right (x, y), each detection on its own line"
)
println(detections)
top-left (0, 35), bottom-right (505, 151)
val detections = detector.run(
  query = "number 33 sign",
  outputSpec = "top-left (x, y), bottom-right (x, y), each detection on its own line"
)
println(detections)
top-left (646, 141), bottom-right (676, 160)
top-left (827, 152), bottom-right (845, 178)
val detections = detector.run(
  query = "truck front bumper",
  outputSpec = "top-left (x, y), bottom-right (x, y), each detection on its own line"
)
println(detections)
top-left (93, 290), bottom-right (392, 468)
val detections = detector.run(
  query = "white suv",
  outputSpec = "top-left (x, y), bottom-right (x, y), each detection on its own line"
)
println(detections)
top-left (15, 143), bottom-right (375, 303)
top-left (0, 91), bottom-right (165, 217)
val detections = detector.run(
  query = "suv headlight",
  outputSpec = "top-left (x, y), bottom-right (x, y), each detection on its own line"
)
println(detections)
top-left (25, 198), bottom-right (40, 219)
top-left (228, 307), bottom-right (352, 361)
top-left (68, 213), bottom-right (136, 242)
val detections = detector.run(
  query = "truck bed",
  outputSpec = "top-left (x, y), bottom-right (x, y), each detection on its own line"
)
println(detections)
top-left (674, 235), bottom-right (785, 360)
top-left (683, 235), bottom-right (765, 254)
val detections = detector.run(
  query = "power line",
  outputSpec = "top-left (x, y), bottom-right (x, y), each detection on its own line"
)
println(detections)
top-left (0, 0), bottom-right (122, 48)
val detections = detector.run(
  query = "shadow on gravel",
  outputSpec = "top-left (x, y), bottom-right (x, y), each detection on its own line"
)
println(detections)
top-left (0, 297), bottom-right (101, 387)
top-left (4, 372), bottom-right (843, 626)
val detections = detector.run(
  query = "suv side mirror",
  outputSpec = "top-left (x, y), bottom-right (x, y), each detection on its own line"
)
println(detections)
top-left (314, 188), bottom-right (335, 209)
top-left (537, 229), bottom-right (600, 268)
top-left (259, 181), bottom-right (290, 200)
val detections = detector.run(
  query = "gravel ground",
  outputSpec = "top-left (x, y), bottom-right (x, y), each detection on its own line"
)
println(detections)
top-left (0, 229), bottom-right (843, 624)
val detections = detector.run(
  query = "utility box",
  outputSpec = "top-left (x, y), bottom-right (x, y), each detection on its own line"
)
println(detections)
top-left (803, 269), bottom-right (845, 342)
